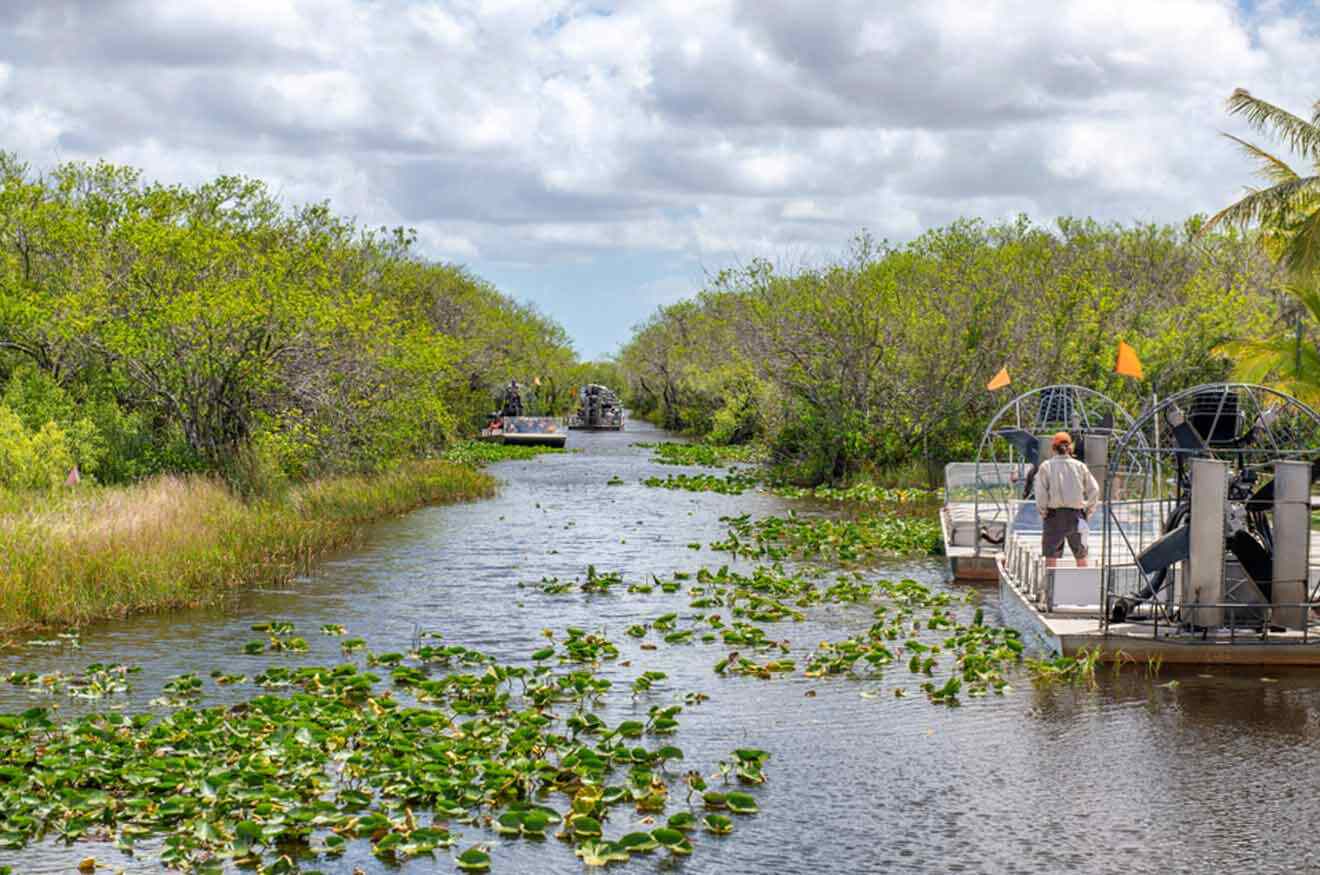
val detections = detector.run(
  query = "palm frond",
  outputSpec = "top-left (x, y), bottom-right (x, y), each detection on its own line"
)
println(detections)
top-left (1221, 133), bottom-right (1301, 186)
top-left (1283, 206), bottom-right (1320, 273)
top-left (1203, 175), bottom-right (1320, 232)
top-left (1227, 88), bottom-right (1320, 160)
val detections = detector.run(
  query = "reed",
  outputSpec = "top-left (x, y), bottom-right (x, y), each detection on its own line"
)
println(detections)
top-left (0, 460), bottom-right (495, 633)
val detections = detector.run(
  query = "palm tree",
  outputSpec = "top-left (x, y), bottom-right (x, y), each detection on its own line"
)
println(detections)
top-left (1203, 89), bottom-right (1320, 271)
top-left (1216, 276), bottom-right (1320, 407)
top-left (1207, 90), bottom-right (1320, 401)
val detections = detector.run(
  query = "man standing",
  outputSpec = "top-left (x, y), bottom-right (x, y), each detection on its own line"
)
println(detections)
top-left (1035, 431), bottom-right (1100, 568)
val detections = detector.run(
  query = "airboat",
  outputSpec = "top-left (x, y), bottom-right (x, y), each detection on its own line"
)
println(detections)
top-left (942, 385), bottom-right (1137, 580)
top-left (479, 415), bottom-right (567, 448)
top-left (568, 384), bottom-right (625, 431)
top-left (997, 383), bottom-right (1320, 664)
top-left (479, 380), bottom-right (569, 448)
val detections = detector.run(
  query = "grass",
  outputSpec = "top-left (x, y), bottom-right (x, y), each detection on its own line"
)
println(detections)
top-left (0, 460), bottom-right (496, 634)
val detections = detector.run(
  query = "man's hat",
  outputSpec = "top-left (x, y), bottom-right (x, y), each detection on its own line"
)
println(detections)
top-left (1051, 431), bottom-right (1072, 448)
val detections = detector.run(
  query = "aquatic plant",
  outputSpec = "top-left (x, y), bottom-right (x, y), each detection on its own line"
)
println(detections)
top-left (0, 630), bottom-right (768, 872)
top-left (440, 440), bottom-right (567, 467)
top-left (711, 511), bottom-right (942, 562)
top-left (1026, 647), bottom-right (1102, 687)
top-left (645, 442), bottom-right (768, 468)
top-left (643, 472), bottom-right (761, 495)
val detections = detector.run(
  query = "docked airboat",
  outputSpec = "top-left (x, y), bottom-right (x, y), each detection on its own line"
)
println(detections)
top-left (997, 383), bottom-right (1320, 664)
top-left (942, 385), bottom-right (1136, 580)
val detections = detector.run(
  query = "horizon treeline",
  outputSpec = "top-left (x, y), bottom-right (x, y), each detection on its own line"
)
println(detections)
top-left (0, 153), bottom-right (580, 493)
top-left (618, 216), bottom-right (1285, 484)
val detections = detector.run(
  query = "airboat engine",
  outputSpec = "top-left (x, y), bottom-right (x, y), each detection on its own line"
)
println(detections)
top-left (1106, 385), bottom-right (1320, 632)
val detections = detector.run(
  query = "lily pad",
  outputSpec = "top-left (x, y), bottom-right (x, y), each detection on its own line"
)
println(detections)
top-left (726, 791), bottom-right (759, 814)
top-left (456, 846), bottom-right (491, 871)
top-left (703, 814), bottom-right (734, 834)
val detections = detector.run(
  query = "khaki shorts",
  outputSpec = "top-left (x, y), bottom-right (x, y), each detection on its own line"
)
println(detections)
top-left (1042, 508), bottom-right (1087, 559)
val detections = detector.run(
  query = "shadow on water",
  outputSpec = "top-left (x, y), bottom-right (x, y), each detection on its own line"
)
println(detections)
top-left (6, 419), bottom-right (1320, 873)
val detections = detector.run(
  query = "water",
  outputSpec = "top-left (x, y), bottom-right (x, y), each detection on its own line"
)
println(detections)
top-left (5, 419), bottom-right (1320, 873)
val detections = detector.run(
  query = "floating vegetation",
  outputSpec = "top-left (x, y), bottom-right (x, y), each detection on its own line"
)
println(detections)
top-left (0, 630), bottom-right (767, 872)
top-left (643, 472), bottom-right (760, 495)
top-left (4, 663), bottom-right (138, 699)
top-left (441, 440), bottom-right (566, 467)
top-left (1026, 647), bottom-right (1102, 687)
top-left (641, 442), bottom-right (768, 468)
top-left (529, 565), bottom-right (626, 594)
top-left (712, 511), bottom-right (942, 562)
top-left (768, 483), bottom-right (938, 505)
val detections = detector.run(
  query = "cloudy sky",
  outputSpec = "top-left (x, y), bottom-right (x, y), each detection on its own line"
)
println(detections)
top-left (2, 1), bottom-right (1318, 356)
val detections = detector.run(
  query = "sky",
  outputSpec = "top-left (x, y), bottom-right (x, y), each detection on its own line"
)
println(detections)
top-left (1, 1), bottom-right (1318, 358)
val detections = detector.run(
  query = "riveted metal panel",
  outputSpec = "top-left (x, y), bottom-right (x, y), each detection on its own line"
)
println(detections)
top-left (1185, 458), bottom-right (1227, 628)
top-left (1272, 460), bottom-right (1310, 629)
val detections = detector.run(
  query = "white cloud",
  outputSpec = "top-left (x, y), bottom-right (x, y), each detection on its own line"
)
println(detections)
top-left (0, 0), bottom-right (1317, 355)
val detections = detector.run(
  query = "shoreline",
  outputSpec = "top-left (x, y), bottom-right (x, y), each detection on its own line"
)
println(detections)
top-left (0, 459), bottom-right (497, 636)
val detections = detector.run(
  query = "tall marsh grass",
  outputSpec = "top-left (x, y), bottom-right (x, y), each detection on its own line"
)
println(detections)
top-left (0, 461), bottom-right (495, 633)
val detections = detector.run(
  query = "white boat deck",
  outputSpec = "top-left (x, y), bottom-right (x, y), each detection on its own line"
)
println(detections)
top-left (997, 502), bottom-right (1320, 665)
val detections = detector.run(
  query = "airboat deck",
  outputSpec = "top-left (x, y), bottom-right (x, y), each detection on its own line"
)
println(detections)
top-left (998, 513), bottom-right (1320, 665)
top-left (941, 500), bottom-right (1002, 580)
top-left (942, 384), bottom-right (1133, 582)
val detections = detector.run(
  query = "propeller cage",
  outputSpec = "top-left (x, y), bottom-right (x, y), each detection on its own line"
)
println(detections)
top-left (1102, 384), bottom-right (1320, 634)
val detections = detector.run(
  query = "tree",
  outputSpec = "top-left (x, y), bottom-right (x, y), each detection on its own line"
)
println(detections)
top-left (1205, 89), bottom-right (1320, 401)
top-left (1203, 89), bottom-right (1320, 273)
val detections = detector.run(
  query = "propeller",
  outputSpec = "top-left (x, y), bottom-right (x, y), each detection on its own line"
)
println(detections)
top-left (995, 429), bottom-right (1039, 466)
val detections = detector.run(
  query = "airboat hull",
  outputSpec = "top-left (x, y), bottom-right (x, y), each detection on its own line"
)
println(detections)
top-left (480, 416), bottom-right (567, 447)
top-left (567, 424), bottom-right (624, 431)
top-left (998, 553), bottom-right (1320, 665)
top-left (501, 433), bottom-right (567, 447)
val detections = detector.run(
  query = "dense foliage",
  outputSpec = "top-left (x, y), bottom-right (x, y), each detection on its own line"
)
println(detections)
top-left (0, 153), bottom-right (579, 493)
top-left (619, 218), bottom-right (1282, 483)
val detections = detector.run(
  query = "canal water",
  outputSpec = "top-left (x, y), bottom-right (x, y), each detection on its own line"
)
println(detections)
top-left (5, 418), bottom-right (1320, 874)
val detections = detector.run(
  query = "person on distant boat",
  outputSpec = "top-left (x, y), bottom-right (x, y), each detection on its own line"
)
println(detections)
top-left (1035, 431), bottom-right (1099, 568)
top-left (503, 380), bottom-right (524, 417)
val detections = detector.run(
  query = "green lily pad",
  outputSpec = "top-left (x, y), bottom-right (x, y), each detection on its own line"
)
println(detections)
top-left (650, 826), bottom-right (685, 847)
top-left (703, 813), bottom-right (734, 834)
top-left (618, 831), bottom-right (659, 852)
top-left (456, 846), bottom-right (491, 871)
top-left (495, 811), bottom-right (523, 835)
top-left (667, 811), bottom-right (698, 831)
top-left (576, 839), bottom-right (631, 866)
top-left (726, 791), bottom-right (759, 814)
top-left (571, 815), bottom-right (602, 838)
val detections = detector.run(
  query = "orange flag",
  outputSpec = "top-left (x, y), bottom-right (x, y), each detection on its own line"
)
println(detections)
top-left (1115, 341), bottom-right (1143, 379)
top-left (986, 367), bottom-right (1011, 391)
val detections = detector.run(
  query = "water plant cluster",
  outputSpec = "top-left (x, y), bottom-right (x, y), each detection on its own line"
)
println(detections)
top-left (642, 469), bottom-right (937, 507)
top-left (0, 622), bottom-right (767, 872)
top-left (641, 472), bottom-right (760, 495)
top-left (632, 442), bottom-right (767, 468)
top-left (711, 511), bottom-right (942, 562)
top-left (527, 559), bottom-right (1021, 708)
top-left (441, 441), bottom-right (567, 467)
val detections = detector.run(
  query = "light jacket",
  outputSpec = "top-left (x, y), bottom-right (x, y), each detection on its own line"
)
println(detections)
top-left (1035, 454), bottom-right (1099, 515)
